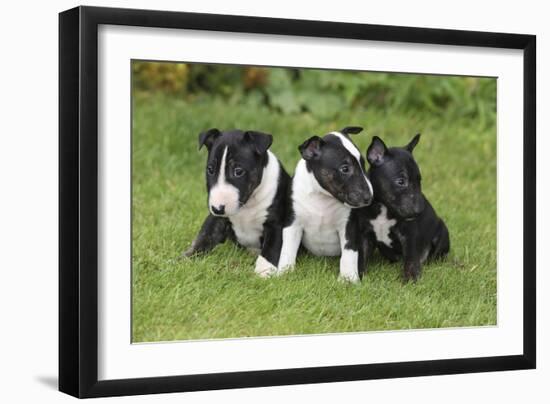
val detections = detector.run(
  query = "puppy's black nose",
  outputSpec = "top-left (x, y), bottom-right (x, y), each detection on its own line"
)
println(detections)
top-left (357, 194), bottom-right (373, 207)
top-left (211, 205), bottom-right (225, 215)
top-left (348, 192), bottom-right (373, 207)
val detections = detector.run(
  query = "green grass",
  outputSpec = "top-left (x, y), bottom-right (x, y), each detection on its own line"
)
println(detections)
top-left (131, 91), bottom-right (496, 343)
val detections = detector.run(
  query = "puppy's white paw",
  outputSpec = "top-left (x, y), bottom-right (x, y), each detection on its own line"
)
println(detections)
top-left (254, 255), bottom-right (277, 278)
top-left (275, 264), bottom-right (295, 276)
top-left (339, 249), bottom-right (360, 283)
top-left (338, 270), bottom-right (360, 284)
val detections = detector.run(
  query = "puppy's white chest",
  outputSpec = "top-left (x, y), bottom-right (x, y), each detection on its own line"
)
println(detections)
top-left (295, 194), bottom-right (350, 256)
top-left (370, 205), bottom-right (396, 247)
top-left (230, 211), bottom-right (265, 251)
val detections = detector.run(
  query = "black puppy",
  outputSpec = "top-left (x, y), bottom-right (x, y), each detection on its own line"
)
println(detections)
top-left (183, 129), bottom-right (291, 277)
top-left (361, 134), bottom-right (449, 282)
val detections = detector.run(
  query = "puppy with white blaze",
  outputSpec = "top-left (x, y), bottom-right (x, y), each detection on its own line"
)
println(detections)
top-left (277, 127), bottom-right (374, 282)
top-left (183, 129), bottom-right (291, 277)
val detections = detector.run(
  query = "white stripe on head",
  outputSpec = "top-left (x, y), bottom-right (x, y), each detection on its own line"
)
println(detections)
top-left (218, 146), bottom-right (228, 184)
top-left (209, 146), bottom-right (240, 216)
top-left (331, 131), bottom-right (362, 165)
top-left (365, 172), bottom-right (373, 196)
top-left (331, 131), bottom-right (373, 195)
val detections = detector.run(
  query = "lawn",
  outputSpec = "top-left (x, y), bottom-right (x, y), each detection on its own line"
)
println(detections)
top-left (131, 89), bottom-right (496, 343)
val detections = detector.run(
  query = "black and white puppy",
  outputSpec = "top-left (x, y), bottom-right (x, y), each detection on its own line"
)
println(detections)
top-left (362, 134), bottom-right (450, 282)
top-left (183, 129), bottom-right (291, 277)
top-left (276, 127), bottom-right (374, 282)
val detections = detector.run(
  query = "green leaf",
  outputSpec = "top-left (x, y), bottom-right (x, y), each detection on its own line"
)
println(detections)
top-left (270, 90), bottom-right (301, 114)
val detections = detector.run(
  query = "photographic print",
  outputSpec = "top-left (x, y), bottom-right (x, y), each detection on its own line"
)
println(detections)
top-left (59, 7), bottom-right (535, 397)
top-left (131, 61), bottom-right (497, 343)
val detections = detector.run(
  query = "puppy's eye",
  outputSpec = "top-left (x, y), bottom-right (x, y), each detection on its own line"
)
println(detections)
top-left (395, 178), bottom-right (407, 187)
top-left (233, 167), bottom-right (245, 177)
top-left (339, 165), bottom-right (350, 174)
top-left (207, 165), bottom-right (215, 176)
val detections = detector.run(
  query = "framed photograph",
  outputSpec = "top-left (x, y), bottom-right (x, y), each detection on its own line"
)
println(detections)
top-left (59, 6), bottom-right (536, 398)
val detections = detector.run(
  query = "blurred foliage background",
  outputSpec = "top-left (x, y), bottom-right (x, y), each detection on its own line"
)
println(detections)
top-left (132, 61), bottom-right (496, 129)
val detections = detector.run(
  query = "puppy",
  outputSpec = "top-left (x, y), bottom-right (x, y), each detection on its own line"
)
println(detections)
top-left (362, 134), bottom-right (450, 282)
top-left (183, 129), bottom-right (291, 277)
top-left (277, 127), bottom-right (374, 282)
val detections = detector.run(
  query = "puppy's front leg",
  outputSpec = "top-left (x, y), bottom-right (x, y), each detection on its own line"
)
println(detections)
top-left (255, 223), bottom-right (282, 278)
top-left (276, 223), bottom-right (303, 275)
top-left (181, 214), bottom-right (230, 258)
top-left (403, 256), bottom-right (421, 282)
top-left (399, 226), bottom-right (422, 282)
top-left (338, 228), bottom-right (360, 283)
top-left (358, 234), bottom-right (374, 279)
top-left (430, 219), bottom-right (450, 260)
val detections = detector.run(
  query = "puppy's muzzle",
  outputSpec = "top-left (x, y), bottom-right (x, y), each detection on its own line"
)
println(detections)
top-left (347, 192), bottom-right (373, 208)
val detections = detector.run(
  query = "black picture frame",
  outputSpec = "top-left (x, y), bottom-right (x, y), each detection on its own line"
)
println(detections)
top-left (59, 5), bottom-right (536, 398)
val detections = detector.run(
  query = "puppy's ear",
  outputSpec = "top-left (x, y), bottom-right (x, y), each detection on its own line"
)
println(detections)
top-left (405, 133), bottom-right (421, 153)
top-left (341, 126), bottom-right (363, 136)
top-left (299, 136), bottom-right (325, 160)
top-left (244, 131), bottom-right (273, 155)
top-left (367, 136), bottom-right (388, 166)
top-left (198, 128), bottom-right (221, 150)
